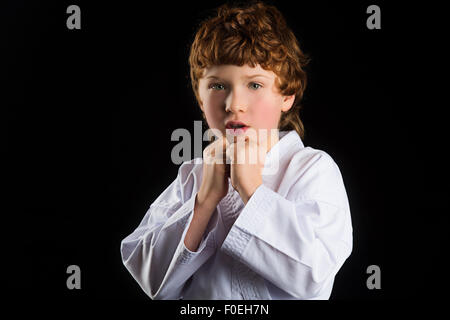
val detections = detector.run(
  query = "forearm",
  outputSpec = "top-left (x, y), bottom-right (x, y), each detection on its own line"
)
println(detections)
top-left (237, 180), bottom-right (262, 205)
top-left (184, 193), bottom-right (218, 252)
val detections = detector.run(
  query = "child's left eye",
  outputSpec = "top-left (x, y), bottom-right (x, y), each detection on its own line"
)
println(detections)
top-left (249, 82), bottom-right (262, 90)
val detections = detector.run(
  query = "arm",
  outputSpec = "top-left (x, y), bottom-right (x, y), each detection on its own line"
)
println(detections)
top-left (221, 156), bottom-right (353, 299)
top-left (120, 164), bottom-right (220, 299)
top-left (184, 193), bottom-right (220, 252)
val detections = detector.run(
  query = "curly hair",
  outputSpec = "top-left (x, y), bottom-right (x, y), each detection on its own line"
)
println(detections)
top-left (188, 0), bottom-right (310, 139)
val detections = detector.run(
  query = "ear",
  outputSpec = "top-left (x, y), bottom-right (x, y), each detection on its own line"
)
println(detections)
top-left (281, 94), bottom-right (295, 112)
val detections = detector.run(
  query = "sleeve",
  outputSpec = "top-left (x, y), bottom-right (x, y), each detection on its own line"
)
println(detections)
top-left (221, 154), bottom-right (353, 299)
top-left (120, 162), bottom-right (220, 299)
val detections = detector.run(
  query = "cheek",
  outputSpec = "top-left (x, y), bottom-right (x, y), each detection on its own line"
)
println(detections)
top-left (203, 98), bottom-right (226, 127)
top-left (251, 100), bottom-right (281, 128)
top-left (204, 108), bottom-right (221, 124)
top-left (199, 87), bottom-right (223, 126)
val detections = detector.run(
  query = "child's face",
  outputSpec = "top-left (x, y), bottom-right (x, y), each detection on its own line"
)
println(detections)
top-left (198, 64), bottom-right (295, 151)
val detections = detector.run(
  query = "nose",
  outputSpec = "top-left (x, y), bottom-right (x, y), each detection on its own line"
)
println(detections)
top-left (225, 89), bottom-right (247, 114)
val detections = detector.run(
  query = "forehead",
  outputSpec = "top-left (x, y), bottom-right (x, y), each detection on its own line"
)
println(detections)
top-left (201, 64), bottom-right (275, 80)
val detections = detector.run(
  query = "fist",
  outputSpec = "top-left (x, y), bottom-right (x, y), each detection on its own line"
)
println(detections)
top-left (225, 132), bottom-right (266, 204)
top-left (198, 136), bottom-right (230, 206)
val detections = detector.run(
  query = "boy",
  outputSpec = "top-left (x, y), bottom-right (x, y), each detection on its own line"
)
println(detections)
top-left (121, 1), bottom-right (353, 299)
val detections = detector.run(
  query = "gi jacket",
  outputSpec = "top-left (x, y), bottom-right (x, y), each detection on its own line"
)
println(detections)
top-left (120, 130), bottom-right (353, 299)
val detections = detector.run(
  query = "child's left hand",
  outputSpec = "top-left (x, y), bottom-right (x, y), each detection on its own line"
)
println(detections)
top-left (226, 133), bottom-right (266, 204)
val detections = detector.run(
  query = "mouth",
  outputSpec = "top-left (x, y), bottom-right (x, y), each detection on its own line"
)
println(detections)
top-left (225, 121), bottom-right (250, 135)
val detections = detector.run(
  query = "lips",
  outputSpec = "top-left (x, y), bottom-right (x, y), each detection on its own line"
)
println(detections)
top-left (225, 120), bottom-right (249, 129)
top-left (225, 120), bottom-right (250, 135)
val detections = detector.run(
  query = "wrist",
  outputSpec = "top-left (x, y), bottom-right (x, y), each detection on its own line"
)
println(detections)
top-left (238, 181), bottom-right (262, 205)
top-left (196, 191), bottom-right (220, 209)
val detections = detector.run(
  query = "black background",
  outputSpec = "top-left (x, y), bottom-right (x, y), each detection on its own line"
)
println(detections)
top-left (2, 0), bottom-right (448, 305)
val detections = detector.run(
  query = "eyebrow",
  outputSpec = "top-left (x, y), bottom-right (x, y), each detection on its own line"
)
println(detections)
top-left (206, 74), bottom-right (271, 80)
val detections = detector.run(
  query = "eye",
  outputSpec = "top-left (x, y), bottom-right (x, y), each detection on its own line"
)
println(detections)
top-left (209, 83), bottom-right (226, 90)
top-left (249, 82), bottom-right (263, 90)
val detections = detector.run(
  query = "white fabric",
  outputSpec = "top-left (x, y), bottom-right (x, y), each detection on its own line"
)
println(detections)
top-left (120, 130), bottom-right (353, 300)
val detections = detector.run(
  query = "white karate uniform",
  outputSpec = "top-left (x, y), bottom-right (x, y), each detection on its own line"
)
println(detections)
top-left (120, 130), bottom-right (353, 300)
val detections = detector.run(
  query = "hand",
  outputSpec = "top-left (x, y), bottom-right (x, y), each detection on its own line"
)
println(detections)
top-left (197, 136), bottom-right (230, 207)
top-left (226, 132), bottom-right (266, 204)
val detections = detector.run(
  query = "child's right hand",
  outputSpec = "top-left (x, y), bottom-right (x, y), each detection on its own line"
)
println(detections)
top-left (197, 136), bottom-right (230, 207)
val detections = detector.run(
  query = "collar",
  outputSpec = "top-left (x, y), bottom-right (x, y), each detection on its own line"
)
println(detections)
top-left (262, 130), bottom-right (304, 176)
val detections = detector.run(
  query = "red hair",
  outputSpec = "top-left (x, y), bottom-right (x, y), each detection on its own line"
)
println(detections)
top-left (189, 0), bottom-right (310, 139)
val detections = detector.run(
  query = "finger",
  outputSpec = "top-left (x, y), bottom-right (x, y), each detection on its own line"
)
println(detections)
top-left (213, 140), bottom-right (226, 164)
top-left (235, 135), bottom-right (248, 154)
top-left (208, 136), bottom-right (227, 162)
top-left (222, 137), bottom-right (229, 164)
top-left (244, 127), bottom-right (259, 144)
top-left (225, 142), bottom-right (235, 164)
top-left (222, 135), bottom-right (229, 149)
top-left (225, 129), bottom-right (238, 145)
top-left (205, 137), bottom-right (223, 163)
